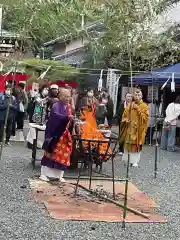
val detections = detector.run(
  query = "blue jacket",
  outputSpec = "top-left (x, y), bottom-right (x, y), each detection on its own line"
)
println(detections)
top-left (0, 93), bottom-right (18, 121)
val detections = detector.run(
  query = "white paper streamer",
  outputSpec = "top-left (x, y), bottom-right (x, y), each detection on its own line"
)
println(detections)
top-left (98, 69), bottom-right (103, 91)
top-left (171, 73), bottom-right (175, 92)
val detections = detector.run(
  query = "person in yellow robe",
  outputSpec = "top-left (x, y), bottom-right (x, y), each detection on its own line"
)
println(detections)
top-left (120, 89), bottom-right (149, 167)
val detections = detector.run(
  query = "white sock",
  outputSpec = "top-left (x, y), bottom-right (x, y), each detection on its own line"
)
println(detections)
top-left (59, 170), bottom-right (66, 182)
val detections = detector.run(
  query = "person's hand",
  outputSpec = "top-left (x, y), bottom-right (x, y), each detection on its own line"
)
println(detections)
top-left (43, 97), bottom-right (48, 103)
top-left (133, 103), bottom-right (138, 109)
top-left (133, 104), bottom-right (140, 111)
top-left (122, 118), bottom-right (130, 123)
top-left (69, 115), bottom-right (74, 120)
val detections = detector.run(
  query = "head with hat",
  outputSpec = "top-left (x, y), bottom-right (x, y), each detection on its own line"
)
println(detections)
top-left (49, 84), bottom-right (59, 98)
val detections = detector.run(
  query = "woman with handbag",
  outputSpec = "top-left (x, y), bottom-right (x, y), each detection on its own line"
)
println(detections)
top-left (160, 95), bottom-right (180, 152)
top-left (26, 86), bottom-right (49, 149)
top-left (40, 88), bottom-right (74, 182)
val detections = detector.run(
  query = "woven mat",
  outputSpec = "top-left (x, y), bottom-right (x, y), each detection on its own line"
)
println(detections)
top-left (29, 179), bottom-right (167, 223)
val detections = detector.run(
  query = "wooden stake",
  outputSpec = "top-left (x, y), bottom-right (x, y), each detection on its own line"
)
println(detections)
top-left (65, 176), bottom-right (126, 182)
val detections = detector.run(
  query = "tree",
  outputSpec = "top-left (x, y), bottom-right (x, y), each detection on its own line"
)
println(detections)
top-left (83, 0), bottom-right (180, 71)
top-left (2, 0), bottom-right (180, 71)
top-left (3, 0), bottom-right (101, 56)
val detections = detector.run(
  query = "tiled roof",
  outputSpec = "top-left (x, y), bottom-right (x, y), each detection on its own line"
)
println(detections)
top-left (43, 20), bottom-right (104, 47)
top-left (52, 47), bottom-right (85, 65)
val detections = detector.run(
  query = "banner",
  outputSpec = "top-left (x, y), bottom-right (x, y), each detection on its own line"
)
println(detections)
top-left (106, 69), bottom-right (120, 115)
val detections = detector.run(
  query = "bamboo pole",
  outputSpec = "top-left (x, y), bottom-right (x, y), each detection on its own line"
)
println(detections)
top-left (0, 97), bottom-right (10, 160)
top-left (0, 64), bottom-right (17, 162)
top-left (77, 184), bottom-right (150, 220)
top-left (65, 175), bottom-right (126, 182)
top-left (122, 29), bottom-right (133, 229)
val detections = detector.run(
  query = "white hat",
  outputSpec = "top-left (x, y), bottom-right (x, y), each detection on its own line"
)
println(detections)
top-left (50, 84), bottom-right (58, 90)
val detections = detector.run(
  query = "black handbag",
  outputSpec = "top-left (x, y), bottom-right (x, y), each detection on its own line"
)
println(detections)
top-left (42, 136), bottom-right (58, 153)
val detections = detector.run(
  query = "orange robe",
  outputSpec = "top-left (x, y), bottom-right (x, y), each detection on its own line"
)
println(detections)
top-left (120, 100), bottom-right (149, 152)
top-left (80, 106), bottom-right (111, 158)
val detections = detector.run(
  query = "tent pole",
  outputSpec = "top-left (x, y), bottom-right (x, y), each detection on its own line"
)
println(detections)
top-left (150, 73), bottom-right (159, 178)
top-left (154, 83), bottom-right (159, 179)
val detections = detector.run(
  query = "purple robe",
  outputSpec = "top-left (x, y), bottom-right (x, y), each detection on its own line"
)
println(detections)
top-left (41, 101), bottom-right (69, 170)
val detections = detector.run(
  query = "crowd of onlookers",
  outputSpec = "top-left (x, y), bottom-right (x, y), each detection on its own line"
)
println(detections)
top-left (145, 95), bottom-right (180, 152)
top-left (0, 81), bottom-right (28, 145)
top-left (1, 80), bottom-right (180, 153)
top-left (0, 82), bottom-right (114, 146)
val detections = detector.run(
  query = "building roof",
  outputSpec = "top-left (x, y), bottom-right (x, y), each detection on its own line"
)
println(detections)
top-left (43, 20), bottom-right (104, 47)
top-left (52, 47), bottom-right (85, 66)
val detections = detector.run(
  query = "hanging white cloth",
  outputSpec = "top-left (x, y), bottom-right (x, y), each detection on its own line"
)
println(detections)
top-left (26, 125), bottom-right (43, 148)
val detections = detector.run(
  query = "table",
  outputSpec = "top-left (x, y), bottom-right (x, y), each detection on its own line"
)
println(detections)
top-left (29, 123), bottom-right (46, 169)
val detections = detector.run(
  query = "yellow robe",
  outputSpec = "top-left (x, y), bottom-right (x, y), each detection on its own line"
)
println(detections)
top-left (120, 100), bottom-right (149, 152)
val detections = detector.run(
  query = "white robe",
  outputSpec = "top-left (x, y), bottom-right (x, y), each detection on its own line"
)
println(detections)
top-left (122, 150), bottom-right (141, 165)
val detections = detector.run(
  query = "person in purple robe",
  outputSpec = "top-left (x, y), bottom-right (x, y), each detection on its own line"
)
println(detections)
top-left (40, 88), bottom-right (74, 182)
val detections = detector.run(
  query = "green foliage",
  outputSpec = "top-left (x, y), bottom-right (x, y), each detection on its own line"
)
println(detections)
top-left (2, 0), bottom-right (180, 71)
top-left (17, 58), bottom-right (79, 85)
top-left (3, 0), bottom-right (101, 54)
top-left (83, 0), bottom-right (180, 71)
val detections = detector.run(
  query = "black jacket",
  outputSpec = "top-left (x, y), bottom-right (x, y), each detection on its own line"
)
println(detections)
top-left (115, 102), bottom-right (125, 124)
top-left (106, 98), bottom-right (114, 119)
top-left (0, 94), bottom-right (17, 121)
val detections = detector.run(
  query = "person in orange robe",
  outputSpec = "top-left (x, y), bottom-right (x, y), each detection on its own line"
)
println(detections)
top-left (80, 104), bottom-right (111, 159)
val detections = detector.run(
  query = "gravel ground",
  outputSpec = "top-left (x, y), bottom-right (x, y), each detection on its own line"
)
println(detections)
top-left (0, 142), bottom-right (180, 240)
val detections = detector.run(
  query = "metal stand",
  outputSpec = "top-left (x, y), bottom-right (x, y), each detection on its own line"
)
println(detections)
top-left (32, 128), bottom-right (38, 169)
top-left (154, 108), bottom-right (159, 179)
top-left (149, 77), bottom-right (161, 179)
top-left (40, 104), bottom-right (44, 126)
top-left (122, 151), bottom-right (130, 229)
top-left (73, 136), bottom-right (119, 200)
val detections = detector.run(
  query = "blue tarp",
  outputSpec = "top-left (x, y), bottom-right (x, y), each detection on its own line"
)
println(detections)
top-left (133, 63), bottom-right (180, 84)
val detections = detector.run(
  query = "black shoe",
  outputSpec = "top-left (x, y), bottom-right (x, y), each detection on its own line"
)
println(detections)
top-left (27, 142), bottom-right (33, 149)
